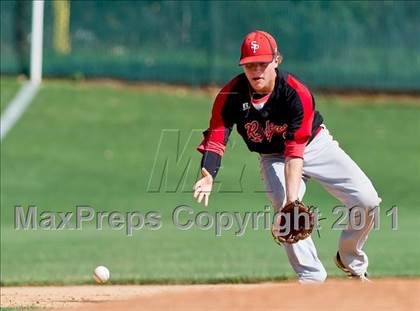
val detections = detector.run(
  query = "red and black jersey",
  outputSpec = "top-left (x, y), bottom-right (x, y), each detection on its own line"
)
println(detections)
top-left (198, 69), bottom-right (323, 177)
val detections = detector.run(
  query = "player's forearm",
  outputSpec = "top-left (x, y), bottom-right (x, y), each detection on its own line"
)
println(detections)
top-left (201, 151), bottom-right (222, 178)
top-left (284, 156), bottom-right (304, 204)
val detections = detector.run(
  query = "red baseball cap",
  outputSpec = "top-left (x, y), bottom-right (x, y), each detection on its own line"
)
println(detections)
top-left (239, 30), bottom-right (278, 65)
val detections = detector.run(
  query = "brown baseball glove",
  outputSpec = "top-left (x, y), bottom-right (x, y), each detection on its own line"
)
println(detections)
top-left (271, 200), bottom-right (315, 244)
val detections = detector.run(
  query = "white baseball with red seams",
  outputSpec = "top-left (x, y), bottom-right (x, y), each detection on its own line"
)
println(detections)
top-left (93, 266), bottom-right (110, 284)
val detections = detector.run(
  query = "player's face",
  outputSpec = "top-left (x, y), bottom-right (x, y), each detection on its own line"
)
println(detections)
top-left (242, 59), bottom-right (278, 94)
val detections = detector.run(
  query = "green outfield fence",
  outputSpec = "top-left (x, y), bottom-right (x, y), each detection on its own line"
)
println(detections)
top-left (1, 0), bottom-right (420, 91)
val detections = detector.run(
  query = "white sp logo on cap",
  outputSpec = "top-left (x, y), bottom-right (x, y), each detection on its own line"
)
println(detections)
top-left (250, 40), bottom-right (259, 53)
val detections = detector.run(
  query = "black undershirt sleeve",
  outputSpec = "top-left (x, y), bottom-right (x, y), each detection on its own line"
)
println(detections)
top-left (200, 151), bottom-right (222, 178)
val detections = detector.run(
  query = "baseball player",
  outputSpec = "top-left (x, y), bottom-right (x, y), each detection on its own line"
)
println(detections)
top-left (193, 30), bottom-right (381, 283)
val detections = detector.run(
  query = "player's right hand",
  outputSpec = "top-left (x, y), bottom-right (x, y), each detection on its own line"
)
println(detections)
top-left (193, 168), bottom-right (213, 207)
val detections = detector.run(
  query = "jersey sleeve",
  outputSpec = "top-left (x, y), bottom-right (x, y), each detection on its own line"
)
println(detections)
top-left (197, 76), bottom-right (238, 177)
top-left (284, 75), bottom-right (315, 159)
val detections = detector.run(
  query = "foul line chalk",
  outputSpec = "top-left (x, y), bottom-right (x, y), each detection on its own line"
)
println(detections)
top-left (1, 82), bottom-right (40, 142)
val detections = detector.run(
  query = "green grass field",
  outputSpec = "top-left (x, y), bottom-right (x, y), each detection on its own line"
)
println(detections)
top-left (1, 77), bottom-right (419, 285)
top-left (0, 76), bottom-right (22, 113)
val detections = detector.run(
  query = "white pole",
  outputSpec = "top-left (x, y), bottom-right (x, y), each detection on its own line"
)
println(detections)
top-left (1, 0), bottom-right (44, 141)
top-left (30, 0), bottom-right (44, 84)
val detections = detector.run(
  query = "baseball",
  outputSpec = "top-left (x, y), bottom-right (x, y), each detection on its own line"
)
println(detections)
top-left (93, 266), bottom-right (110, 284)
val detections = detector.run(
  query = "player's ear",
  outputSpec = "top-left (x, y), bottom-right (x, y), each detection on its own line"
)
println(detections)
top-left (275, 52), bottom-right (283, 66)
top-left (273, 52), bottom-right (282, 68)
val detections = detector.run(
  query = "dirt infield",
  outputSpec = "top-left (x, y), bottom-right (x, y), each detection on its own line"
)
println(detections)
top-left (1, 278), bottom-right (419, 310)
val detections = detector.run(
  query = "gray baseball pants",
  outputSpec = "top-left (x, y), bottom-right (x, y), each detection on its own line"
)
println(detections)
top-left (259, 126), bottom-right (381, 283)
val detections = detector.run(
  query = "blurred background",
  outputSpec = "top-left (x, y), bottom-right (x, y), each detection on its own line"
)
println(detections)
top-left (1, 0), bottom-right (420, 90)
top-left (1, 0), bottom-right (419, 286)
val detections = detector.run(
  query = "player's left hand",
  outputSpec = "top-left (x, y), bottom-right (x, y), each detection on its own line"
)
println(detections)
top-left (272, 200), bottom-right (315, 244)
top-left (193, 168), bottom-right (213, 207)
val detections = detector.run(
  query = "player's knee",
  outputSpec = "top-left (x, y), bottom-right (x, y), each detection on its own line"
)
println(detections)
top-left (352, 188), bottom-right (381, 209)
